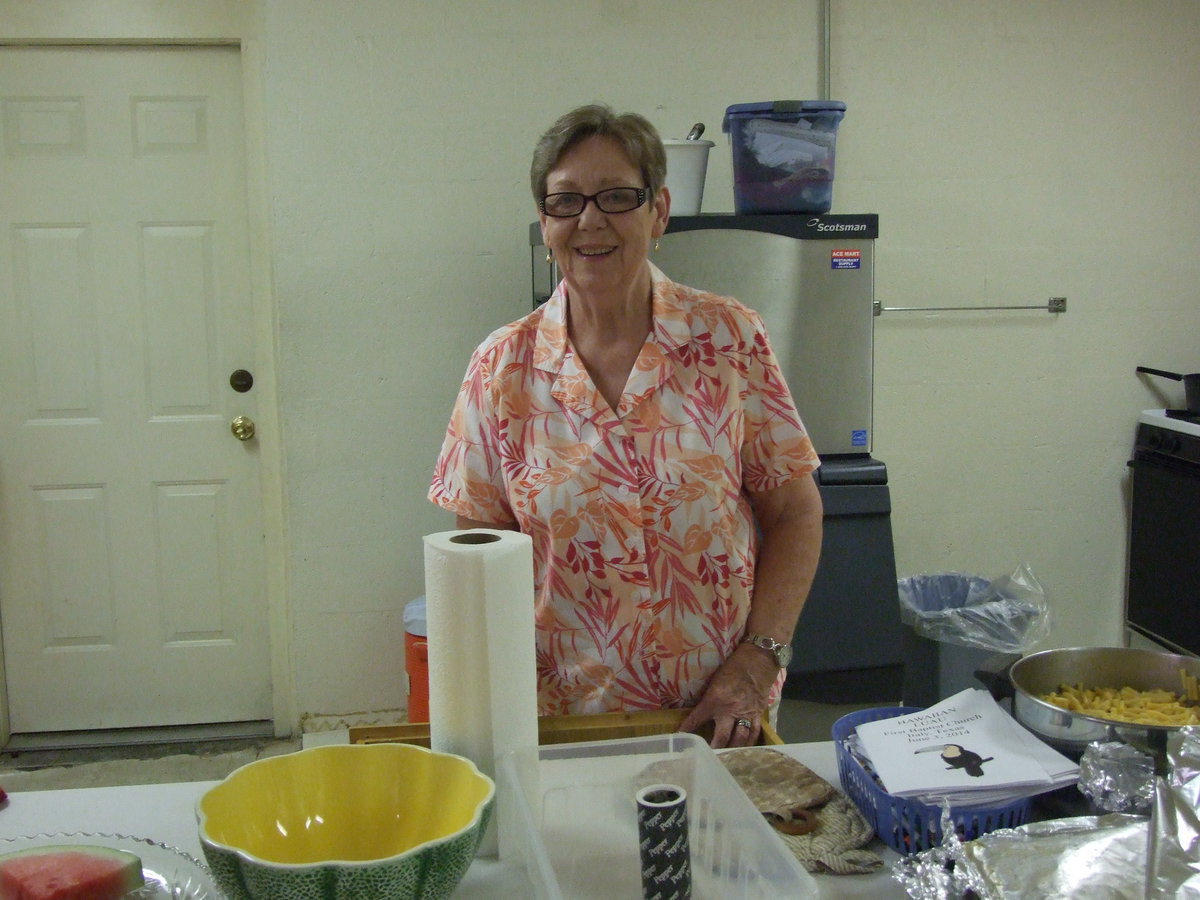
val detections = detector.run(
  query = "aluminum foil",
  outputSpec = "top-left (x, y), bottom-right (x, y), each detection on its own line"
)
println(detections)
top-left (959, 815), bottom-right (1148, 899)
top-left (889, 803), bottom-right (983, 899)
top-left (1078, 740), bottom-right (1156, 813)
top-left (893, 806), bottom-right (1148, 899)
top-left (1147, 726), bottom-right (1200, 898)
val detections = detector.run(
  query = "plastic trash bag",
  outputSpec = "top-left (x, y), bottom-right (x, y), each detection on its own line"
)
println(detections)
top-left (898, 563), bottom-right (1050, 654)
top-left (744, 118), bottom-right (836, 171)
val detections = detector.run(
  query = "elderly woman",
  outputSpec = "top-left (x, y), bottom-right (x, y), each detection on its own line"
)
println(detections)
top-left (429, 104), bottom-right (823, 748)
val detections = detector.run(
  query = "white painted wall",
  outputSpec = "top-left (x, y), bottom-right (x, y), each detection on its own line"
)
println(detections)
top-left (834, 0), bottom-right (1199, 647)
top-left (257, 0), bottom-right (1198, 728)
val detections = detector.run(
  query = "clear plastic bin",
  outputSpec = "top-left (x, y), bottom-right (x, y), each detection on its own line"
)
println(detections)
top-left (499, 732), bottom-right (817, 899)
top-left (722, 101), bottom-right (846, 214)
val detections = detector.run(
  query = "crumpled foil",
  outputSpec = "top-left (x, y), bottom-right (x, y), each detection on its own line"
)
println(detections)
top-left (893, 803), bottom-right (1147, 899)
top-left (890, 803), bottom-right (984, 899)
top-left (1078, 740), bottom-right (1156, 813)
top-left (1147, 726), bottom-right (1200, 898)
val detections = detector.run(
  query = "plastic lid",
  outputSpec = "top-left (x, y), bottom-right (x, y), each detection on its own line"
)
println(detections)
top-left (722, 100), bottom-right (847, 131)
top-left (404, 595), bottom-right (427, 635)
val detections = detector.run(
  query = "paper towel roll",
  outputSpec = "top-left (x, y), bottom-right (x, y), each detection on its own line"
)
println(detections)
top-left (423, 528), bottom-right (538, 859)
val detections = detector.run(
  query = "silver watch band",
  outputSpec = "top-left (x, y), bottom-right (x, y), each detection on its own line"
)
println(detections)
top-left (742, 631), bottom-right (792, 668)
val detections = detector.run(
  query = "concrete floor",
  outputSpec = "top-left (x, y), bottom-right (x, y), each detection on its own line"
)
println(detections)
top-left (0, 699), bottom-right (882, 793)
top-left (774, 698), bottom-right (882, 745)
top-left (0, 735), bottom-right (302, 792)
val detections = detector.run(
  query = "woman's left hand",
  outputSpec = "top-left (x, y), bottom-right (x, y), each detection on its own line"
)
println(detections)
top-left (679, 643), bottom-right (779, 748)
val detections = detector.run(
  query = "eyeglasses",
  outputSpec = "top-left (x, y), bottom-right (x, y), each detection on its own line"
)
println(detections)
top-left (539, 187), bottom-right (648, 218)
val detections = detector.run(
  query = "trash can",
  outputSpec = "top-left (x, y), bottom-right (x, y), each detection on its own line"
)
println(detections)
top-left (898, 565), bottom-right (1049, 708)
top-left (404, 596), bottom-right (429, 723)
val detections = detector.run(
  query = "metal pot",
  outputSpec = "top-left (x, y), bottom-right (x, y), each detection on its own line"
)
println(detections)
top-left (1137, 366), bottom-right (1200, 414)
top-left (1007, 646), bottom-right (1200, 770)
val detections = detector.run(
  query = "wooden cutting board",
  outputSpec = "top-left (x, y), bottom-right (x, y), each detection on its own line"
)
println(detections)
top-left (349, 708), bottom-right (783, 747)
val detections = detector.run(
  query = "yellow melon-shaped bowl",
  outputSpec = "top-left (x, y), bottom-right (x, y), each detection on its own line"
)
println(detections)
top-left (196, 743), bottom-right (494, 899)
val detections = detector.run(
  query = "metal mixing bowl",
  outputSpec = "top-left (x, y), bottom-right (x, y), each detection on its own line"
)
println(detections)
top-left (1008, 646), bottom-right (1200, 768)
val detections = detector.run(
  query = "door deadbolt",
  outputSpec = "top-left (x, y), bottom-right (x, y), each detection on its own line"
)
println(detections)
top-left (231, 415), bottom-right (256, 441)
top-left (230, 369), bottom-right (254, 393)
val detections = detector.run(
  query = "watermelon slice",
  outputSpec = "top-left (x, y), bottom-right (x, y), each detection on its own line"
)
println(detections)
top-left (0, 845), bottom-right (144, 900)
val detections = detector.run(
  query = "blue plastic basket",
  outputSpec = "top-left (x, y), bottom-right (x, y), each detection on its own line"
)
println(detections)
top-left (833, 706), bottom-right (1032, 855)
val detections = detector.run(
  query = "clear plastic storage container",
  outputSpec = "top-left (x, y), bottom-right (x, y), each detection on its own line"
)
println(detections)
top-left (722, 101), bottom-right (847, 214)
top-left (499, 731), bottom-right (817, 899)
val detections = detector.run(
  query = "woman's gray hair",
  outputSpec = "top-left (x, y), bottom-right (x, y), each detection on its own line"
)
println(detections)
top-left (530, 104), bottom-right (667, 200)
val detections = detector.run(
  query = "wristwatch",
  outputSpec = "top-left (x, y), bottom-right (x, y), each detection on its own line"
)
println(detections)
top-left (742, 632), bottom-right (793, 669)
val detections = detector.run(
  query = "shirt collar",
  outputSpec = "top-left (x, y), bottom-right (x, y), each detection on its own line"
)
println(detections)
top-left (533, 262), bottom-right (693, 375)
top-left (646, 262), bottom-right (694, 353)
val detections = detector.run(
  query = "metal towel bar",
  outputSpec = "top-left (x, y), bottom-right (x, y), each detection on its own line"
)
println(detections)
top-left (874, 297), bottom-right (1067, 315)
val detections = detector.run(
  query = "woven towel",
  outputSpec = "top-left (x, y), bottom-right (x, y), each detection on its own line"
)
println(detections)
top-left (718, 748), bottom-right (883, 875)
top-left (772, 793), bottom-right (883, 874)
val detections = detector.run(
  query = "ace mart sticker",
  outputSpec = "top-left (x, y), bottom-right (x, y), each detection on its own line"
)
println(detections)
top-left (831, 248), bottom-right (861, 269)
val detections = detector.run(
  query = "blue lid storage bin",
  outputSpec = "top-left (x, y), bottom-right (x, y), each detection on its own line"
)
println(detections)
top-left (722, 100), bottom-right (847, 214)
top-left (833, 706), bottom-right (1033, 855)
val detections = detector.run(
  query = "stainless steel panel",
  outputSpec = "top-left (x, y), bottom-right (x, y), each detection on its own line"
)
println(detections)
top-left (655, 229), bottom-right (874, 456)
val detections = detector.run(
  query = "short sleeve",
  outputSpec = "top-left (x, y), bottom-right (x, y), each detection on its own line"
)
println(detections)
top-left (738, 313), bottom-right (819, 492)
top-left (428, 349), bottom-right (515, 524)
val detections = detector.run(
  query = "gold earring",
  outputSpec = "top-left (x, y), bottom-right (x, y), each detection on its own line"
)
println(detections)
top-left (545, 251), bottom-right (552, 263)
top-left (654, 239), bottom-right (660, 251)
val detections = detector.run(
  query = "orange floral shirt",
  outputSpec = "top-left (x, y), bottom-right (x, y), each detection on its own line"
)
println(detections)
top-left (429, 265), bottom-right (818, 715)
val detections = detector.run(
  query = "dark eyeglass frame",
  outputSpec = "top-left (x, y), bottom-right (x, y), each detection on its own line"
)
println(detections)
top-left (538, 186), bottom-right (648, 218)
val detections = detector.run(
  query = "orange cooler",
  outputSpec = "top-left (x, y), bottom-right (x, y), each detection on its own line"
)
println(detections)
top-left (404, 596), bottom-right (429, 723)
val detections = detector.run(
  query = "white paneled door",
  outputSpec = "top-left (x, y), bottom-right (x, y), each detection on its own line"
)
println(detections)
top-left (0, 46), bottom-right (272, 733)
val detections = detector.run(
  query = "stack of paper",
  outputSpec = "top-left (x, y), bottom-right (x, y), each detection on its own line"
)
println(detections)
top-left (852, 689), bottom-right (1079, 807)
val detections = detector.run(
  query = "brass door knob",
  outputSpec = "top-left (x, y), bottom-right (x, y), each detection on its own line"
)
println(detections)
top-left (231, 415), bottom-right (256, 441)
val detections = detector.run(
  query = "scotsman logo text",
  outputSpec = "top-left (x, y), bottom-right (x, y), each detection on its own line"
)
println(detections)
top-left (807, 218), bottom-right (868, 232)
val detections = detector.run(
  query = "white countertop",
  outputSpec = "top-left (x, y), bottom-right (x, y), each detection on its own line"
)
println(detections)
top-left (1141, 407), bottom-right (1200, 437)
top-left (0, 741), bottom-right (904, 898)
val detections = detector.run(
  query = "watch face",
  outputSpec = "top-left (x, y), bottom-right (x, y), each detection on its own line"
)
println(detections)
top-left (776, 643), bottom-right (793, 668)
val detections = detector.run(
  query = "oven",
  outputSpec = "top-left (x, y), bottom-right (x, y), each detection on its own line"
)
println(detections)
top-left (1125, 409), bottom-right (1200, 656)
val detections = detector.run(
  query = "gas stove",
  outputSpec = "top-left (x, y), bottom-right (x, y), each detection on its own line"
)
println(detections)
top-left (1127, 410), bottom-right (1200, 657)
top-left (1140, 408), bottom-right (1200, 436)
top-left (1137, 410), bottom-right (1200, 463)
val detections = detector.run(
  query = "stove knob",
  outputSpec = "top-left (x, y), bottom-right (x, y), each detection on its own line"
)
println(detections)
top-left (1146, 431), bottom-right (1163, 450)
top-left (1162, 433), bottom-right (1181, 454)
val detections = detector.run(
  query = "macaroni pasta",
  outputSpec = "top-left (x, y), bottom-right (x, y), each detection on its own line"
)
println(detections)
top-left (1040, 680), bottom-right (1200, 727)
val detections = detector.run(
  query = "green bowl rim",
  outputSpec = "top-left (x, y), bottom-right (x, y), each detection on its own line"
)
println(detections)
top-left (195, 743), bottom-right (495, 870)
